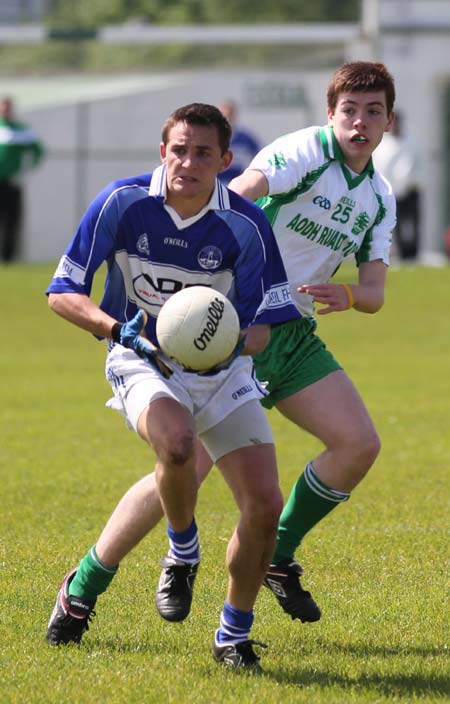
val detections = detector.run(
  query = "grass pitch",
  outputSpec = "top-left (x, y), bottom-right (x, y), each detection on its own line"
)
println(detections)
top-left (0, 262), bottom-right (449, 703)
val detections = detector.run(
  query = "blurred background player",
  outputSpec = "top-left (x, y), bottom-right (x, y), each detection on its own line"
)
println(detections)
top-left (45, 102), bottom-right (301, 671)
top-left (0, 96), bottom-right (44, 262)
top-left (373, 110), bottom-right (420, 260)
top-left (217, 99), bottom-right (261, 185)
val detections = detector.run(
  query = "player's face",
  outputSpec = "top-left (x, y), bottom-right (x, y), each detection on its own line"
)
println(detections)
top-left (160, 121), bottom-right (232, 217)
top-left (328, 91), bottom-right (394, 173)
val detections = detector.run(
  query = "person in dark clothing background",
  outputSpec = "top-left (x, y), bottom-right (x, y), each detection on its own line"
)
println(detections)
top-left (0, 96), bottom-right (44, 262)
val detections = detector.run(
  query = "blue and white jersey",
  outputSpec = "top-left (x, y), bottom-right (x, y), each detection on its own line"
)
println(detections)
top-left (47, 165), bottom-right (300, 346)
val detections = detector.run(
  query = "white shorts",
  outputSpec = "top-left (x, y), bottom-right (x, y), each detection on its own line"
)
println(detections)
top-left (104, 344), bottom-right (269, 438)
top-left (199, 399), bottom-right (273, 462)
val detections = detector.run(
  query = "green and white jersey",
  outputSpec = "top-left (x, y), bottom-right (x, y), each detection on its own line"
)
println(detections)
top-left (0, 118), bottom-right (44, 182)
top-left (250, 125), bottom-right (396, 316)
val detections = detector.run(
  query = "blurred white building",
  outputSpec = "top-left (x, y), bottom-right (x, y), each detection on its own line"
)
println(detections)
top-left (0, 0), bottom-right (48, 23)
top-left (2, 0), bottom-right (449, 263)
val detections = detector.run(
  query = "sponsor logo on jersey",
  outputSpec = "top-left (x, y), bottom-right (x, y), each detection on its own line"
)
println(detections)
top-left (114, 251), bottom-right (232, 316)
top-left (164, 237), bottom-right (188, 248)
top-left (286, 213), bottom-right (360, 256)
top-left (132, 272), bottom-right (215, 307)
top-left (133, 274), bottom-right (186, 302)
top-left (262, 283), bottom-right (293, 309)
top-left (198, 246), bottom-right (222, 270)
top-left (313, 195), bottom-right (331, 210)
top-left (340, 195), bottom-right (357, 208)
top-left (232, 384), bottom-right (252, 400)
top-left (54, 255), bottom-right (86, 285)
top-left (137, 233), bottom-right (150, 255)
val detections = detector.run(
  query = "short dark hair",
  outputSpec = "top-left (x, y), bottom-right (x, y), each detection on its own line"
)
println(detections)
top-left (327, 61), bottom-right (396, 115)
top-left (161, 103), bottom-right (232, 154)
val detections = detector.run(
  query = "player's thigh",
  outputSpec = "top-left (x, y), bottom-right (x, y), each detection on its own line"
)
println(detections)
top-left (217, 443), bottom-right (281, 516)
top-left (203, 400), bottom-right (281, 511)
top-left (199, 399), bottom-right (273, 465)
top-left (195, 440), bottom-right (214, 484)
top-left (276, 369), bottom-right (376, 447)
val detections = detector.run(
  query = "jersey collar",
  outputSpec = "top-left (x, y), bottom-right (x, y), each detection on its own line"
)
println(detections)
top-left (319, 125), bottom-right (374, 189)
top-left (149, 164), bottom-right (231, 210)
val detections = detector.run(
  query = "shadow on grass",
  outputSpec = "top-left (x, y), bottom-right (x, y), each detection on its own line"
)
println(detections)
top-left (85, 635), bottom-right (450, 697)
top-left (267, 667), bottom-right (450, 698)
top-left (265, 638), bottom-right (450, 697)
top-left (308, 638), bottom-right (449, 659)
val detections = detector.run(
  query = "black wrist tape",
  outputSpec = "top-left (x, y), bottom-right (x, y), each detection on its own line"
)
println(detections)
top-left (111, 322), bottom-right (123, 343)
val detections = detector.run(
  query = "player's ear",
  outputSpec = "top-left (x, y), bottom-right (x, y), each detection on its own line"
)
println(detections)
top-left (160, 142), bottom-right (167, 162)
top-left (326, 106), bottom-right (335, 125)
top-left (385, 111), bottom-right (395, 133)
top-left (219, 150), bottom-right (233, 172)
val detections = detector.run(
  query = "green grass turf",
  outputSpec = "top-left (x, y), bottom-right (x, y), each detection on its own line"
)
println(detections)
top-left (0, 262), bottom-right (449, 703)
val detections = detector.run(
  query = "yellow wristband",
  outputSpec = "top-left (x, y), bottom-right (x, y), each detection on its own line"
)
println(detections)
top-left (341, 283), bottom-right (354, 309)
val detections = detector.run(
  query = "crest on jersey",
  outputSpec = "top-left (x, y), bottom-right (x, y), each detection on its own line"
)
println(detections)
top-left (351, 212), bottom-right (370, 236)
top-left (137, 233), bottom-right (150, 256)
top-left (198, 246), bottom-right (222, 270)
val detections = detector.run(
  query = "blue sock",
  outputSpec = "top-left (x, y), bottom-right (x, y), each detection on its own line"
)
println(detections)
top-left (167, 518), bottom-right (200, 564)
top-left (216, 601), bottom-right (254, 644)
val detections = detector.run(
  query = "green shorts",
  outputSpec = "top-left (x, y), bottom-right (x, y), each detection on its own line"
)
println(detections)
top-left (254, 317), bottom-right (342, 409)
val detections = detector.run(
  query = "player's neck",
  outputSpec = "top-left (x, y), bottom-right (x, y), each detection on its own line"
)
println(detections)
top-left (165, 193), bottom-right (210, 220)
top-left (343, 156), bottom-right (371, 174)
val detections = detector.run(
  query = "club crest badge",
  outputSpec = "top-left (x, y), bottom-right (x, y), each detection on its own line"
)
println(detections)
top-left (137, 233), bottom-right (150, 256)
top-left (198, 246), bottom-right (222, 270)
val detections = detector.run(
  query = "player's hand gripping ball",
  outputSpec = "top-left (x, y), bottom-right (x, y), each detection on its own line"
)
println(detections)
top-left (156, 286), bottom-right (240, 372)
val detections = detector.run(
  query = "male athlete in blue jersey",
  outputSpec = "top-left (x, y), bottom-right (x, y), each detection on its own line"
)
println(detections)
top-left (46, 103), bottom-right (300, 671)
top-left (56, 63), bottom-right (397, 638)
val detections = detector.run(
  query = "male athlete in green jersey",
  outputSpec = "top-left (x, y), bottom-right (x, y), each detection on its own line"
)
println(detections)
top-left (45, 61), bottom-right (396, 636)
top-left (228, 60), bottom-right (395, 619)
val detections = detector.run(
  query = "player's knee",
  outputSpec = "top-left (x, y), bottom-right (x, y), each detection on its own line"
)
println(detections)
top-left (244, 487), bottom-right (283, 535)
top-left (347, 428), bottom-right (381, 478)
top-left (158, 429), bottom-right (196, 467)
top-left (360, 428), bottom-right (381, 470)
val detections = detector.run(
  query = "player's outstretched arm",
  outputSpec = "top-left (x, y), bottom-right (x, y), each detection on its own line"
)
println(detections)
top-left (48, 293), bottom-right (172, 377)
top-left (48, 291), bottom-right (118, 338)
top-left (299, 260), bottom-right (387, 316)
top-left (353, 260), bottom-right (387, 313)
top-left (229, 169), bottom-right (269, 201)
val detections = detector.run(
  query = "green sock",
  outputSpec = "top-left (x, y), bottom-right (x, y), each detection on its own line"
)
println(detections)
top-left (69, 546), bottom-right (118, 601)
top-left (273, 462), bottom-right (350, 564)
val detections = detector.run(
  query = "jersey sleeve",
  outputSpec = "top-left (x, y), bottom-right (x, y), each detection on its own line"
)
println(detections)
top-left (46, 175), bottom-right (151, 298)
top-left (356, 177), bottom-right (396, 266)
top-left (46, 184), bottom-right (121, 297)
top-left (248, 127), bottom-right (318, 196)
top-left (252, 215), bottom-right (301, 326)
top-left (224, 198), bottom-right (300, 328)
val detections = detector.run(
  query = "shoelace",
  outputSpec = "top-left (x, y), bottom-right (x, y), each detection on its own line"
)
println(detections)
top-left (60, 609), bottom-right (95, 638)
top-left (163, 566), bottom-right (190, 593)
top-left (237, 639), bottom-right (268, 662)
